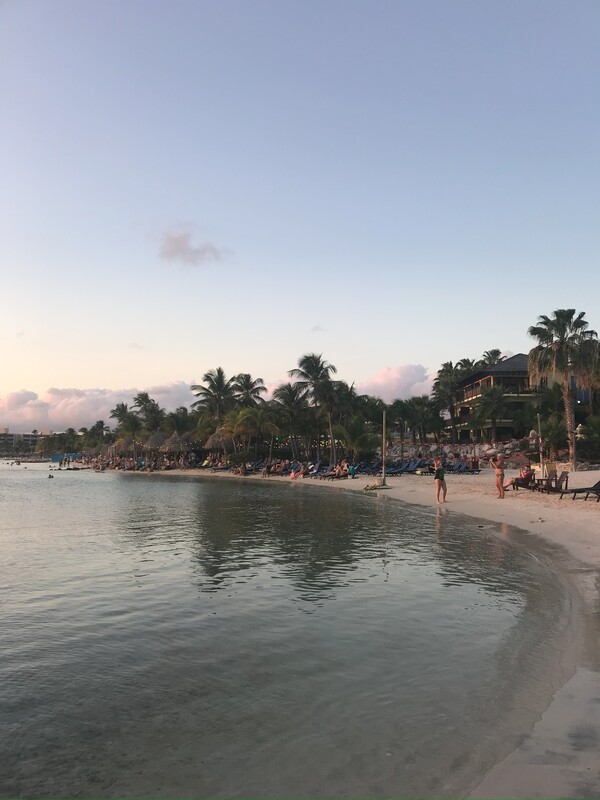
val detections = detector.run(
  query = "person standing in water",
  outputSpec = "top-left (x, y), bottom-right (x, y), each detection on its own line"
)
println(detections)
top-left (433, 458), bottom-right (447, 504)
top-left (489, 453), bottom-right (505, 498)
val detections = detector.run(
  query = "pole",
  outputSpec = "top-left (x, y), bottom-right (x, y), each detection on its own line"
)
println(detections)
top-left (537, 413), bottom-right (544, 477)
top-left (381, 409), bottom-right (387, 487)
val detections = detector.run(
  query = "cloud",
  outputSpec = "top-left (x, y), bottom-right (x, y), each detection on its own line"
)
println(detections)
top-left (311, 325), bottom-right (325, 333)
top-left (356, 364), bottom-right (434, 403)
top-left (159, 227), bottom-right (223, 267)
top-left (0, 382), bottom-right (197, 433)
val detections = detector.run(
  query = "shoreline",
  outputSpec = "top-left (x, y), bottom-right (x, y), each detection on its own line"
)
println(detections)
top-left (131, 465), bottom-right (600, 798)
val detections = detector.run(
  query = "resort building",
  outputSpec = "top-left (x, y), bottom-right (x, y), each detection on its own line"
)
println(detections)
top-left (0, 429), bottom-right (45, 454)
top-left (454, 354), bottom-right (538, 442)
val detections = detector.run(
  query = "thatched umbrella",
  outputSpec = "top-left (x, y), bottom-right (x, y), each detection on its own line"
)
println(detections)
top-left (160, 432), bottom-right (185, 454)
top-left (145, 431), bottom-right (167, 451)
top-left (114, 435), bottom-right (135, 454)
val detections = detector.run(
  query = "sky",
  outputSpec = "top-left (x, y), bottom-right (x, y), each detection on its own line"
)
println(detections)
top-left (1, 0), bottom-right (599, 431)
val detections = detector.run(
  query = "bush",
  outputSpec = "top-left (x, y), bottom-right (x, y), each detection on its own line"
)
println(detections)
top-left (577, 439), bottom-right (600, 461)
top-left (227, 450), bottom-right (255, 466)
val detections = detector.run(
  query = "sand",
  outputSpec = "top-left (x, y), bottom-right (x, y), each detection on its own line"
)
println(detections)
top-left (141, 464), bottom-right (600, 798)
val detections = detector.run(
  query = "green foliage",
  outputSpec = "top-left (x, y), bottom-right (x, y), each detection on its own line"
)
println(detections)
top-left (226, 450), bottom-right (254, 466)
top-left (540, 414), bottom-right (567, 460)
top-left (528, 308), bottom-right (598, 464)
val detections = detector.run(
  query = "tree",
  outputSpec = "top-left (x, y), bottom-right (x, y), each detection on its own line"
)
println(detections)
top-left (109, 402), bottom-right (129, 425)
top-left (528, 309), bottom-right (598, 468)
top-left (272, 383), bottom-right (308, 459)
top-left (289, 353), bottom-right (337, 463)
top-left (236, 406), bottom-right (280, 456)
top-left (473, 386), bottom-right (508, 442)
top-left (540, 414), bottom-right (567, 462)
top-left (432, 362), bottom-right (461, 442)
top-left (165, 407), bottom-right (193, 436)
top-left (191, 367), bottom-right (236, 427)
top-left (334, 416), bottom-right (377, 462)
top-left (90, 420), bottom-right (109, 441)
top-left (405, 396), bottom-right (434, 444)
top-left (232, 373), bottom-right (266, 407)
top-left (480, 349), bottom-right (505, 367)
top-left (131, 393), bottom-right (165, 434)
top-left (457, 358), bottom-right (478, 375)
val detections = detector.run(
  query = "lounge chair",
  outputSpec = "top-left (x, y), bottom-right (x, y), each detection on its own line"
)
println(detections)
top-left (508, 472), bottom-right (535, 490)
top-left (538, 470), bottom-right (569, 494)
top-left (534, 469), bottom-right (557, 492)
top-left (560, 479), bottom-right (600, 501)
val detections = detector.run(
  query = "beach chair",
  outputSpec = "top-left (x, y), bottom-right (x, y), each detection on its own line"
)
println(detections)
top-left (534, 469), bottom-right (557, 492)
top-left (538, 470), bottom-right (569, 494)
top-left (560, 479), bottom-right (600, 501)
top-left (509, 472), bottom-right (535, 490)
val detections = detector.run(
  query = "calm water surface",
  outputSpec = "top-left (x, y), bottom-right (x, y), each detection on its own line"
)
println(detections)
top-left (0, 464), bottom-right (572, 797)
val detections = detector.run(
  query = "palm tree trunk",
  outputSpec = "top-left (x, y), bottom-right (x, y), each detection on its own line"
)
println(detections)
top-left (328, 412), bottom-right (336, 464)
top-left (562, 379), bottom-right (576, 468)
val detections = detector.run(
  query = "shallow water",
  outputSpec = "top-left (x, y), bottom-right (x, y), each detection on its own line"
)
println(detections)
top-left (0, 464), bottom-right (573, 797)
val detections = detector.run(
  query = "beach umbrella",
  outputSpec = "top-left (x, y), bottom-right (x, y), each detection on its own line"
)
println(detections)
top-left (160, 432), bottom-right (186, 453)
top-left (204, 430), bottom-right (233, 451)
top-left (145, 431), bottom-right (167, 451)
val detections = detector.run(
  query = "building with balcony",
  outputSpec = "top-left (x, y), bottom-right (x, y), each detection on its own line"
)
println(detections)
top-left (453, 353), bottom-right (540, 442)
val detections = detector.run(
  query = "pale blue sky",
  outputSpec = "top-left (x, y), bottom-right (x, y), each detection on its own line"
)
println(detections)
top-left (1, 0), bottom-right (599, 429)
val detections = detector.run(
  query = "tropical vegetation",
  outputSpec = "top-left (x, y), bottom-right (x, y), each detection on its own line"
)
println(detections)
top-left (11, 308), bottom-right (598, 467)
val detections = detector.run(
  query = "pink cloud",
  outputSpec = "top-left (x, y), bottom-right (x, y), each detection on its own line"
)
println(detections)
top-left (356, 364), bottom-right (434, 403)
top-left (0, 382), bottom-right (197, 433)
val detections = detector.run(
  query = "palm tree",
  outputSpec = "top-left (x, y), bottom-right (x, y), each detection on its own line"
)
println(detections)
top-left (334, 416), bottom-right (378, 462)
top-left (272, 383), bottom-right (308, 459)
top-left (121, 412), bottom-right (143, 441)
top-left (191, 367), bottom-right (236, 427)
top-left (405, 396), bottom-right (432, 444)
top-left (537, 383), bottom-right (564, 417)
top-left (232, 373), bottom-right (266, 407)
top-left (289, 353), bottom-right (337, 463)
top-left (236, 406), bottom-right (280, 456)
top-left (457, 358), bottom-right (478, 375)
top-left (480, 349), bottom-right (505, 367)
top-left (165, 406), bottom-right (193, 436)
top-left (109, 402), bottom-right (129, 425)
top-left (432, 361), bottom-right (461, 442)
top-left (90, 420), bottom-right (109, 441)
top-left (473, 386), bottom-right (508, 442)
top-left (528, 309), bottom-right (598, 468)
top-left (540, 414), bottom-right (567, 462)
top-left (329, 381), bottom-right (359, 427)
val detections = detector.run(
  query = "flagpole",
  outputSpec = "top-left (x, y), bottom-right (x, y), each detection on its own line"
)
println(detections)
top-left (381, 409), bottom-right (387, 487)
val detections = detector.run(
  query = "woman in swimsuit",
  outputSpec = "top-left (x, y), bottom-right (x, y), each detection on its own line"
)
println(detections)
top-left (433, 458), bottom-right (447, 504)
top-left (490, 454), bottom-right (505, 498)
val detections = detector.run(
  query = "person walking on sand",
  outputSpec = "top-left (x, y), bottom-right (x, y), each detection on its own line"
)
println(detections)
top-left (490, 453), bottom-right (505, 498)
top-left (433, 458), bottom-right (447, 504)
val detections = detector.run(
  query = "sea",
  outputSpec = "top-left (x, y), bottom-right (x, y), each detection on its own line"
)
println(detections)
top-left (0, 462), bottom-right (576, 798)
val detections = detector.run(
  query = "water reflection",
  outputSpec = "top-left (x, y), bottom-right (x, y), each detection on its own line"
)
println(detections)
top-left (0, 468), bottom-right (578, 799)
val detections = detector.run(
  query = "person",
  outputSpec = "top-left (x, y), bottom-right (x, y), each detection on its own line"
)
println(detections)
top-left (504, 466), bottom-right (533, 490)
top-left (433, 457), bottom-right (447, 504)
top-left (489, 453), bottom-right (505, 498)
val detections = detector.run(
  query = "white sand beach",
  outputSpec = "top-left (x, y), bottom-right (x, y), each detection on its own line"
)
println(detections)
top-left (152, 464), bottom-right (600, 798)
